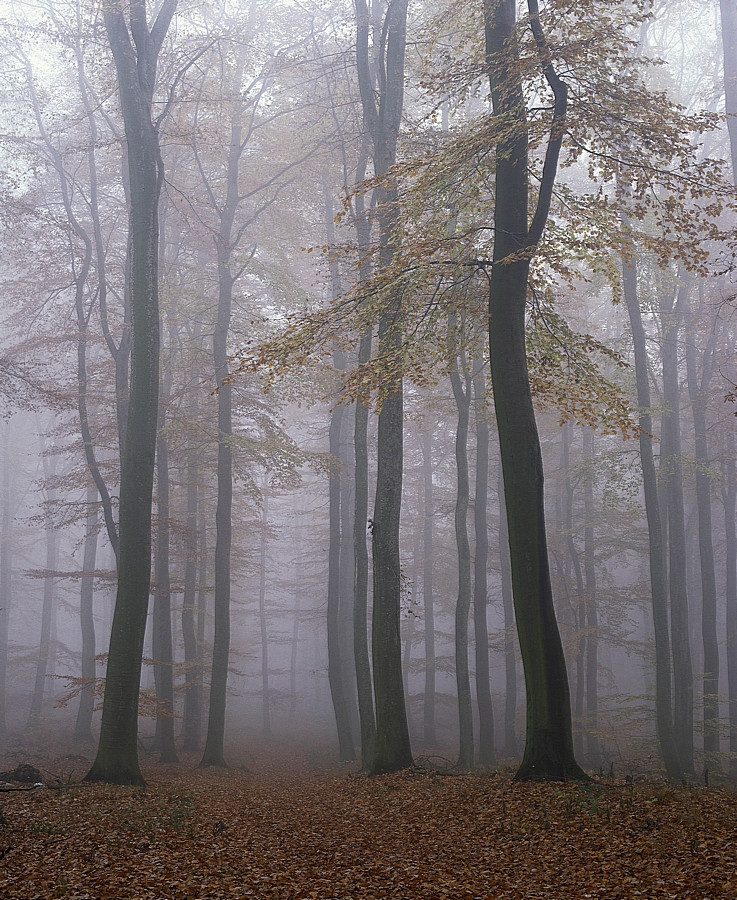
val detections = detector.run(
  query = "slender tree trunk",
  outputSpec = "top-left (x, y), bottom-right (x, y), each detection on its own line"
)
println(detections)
top-left (684, 289), bottom-right (719, 767)
top-left (28, 458), bottom-right (58, 731)
top-left (561, 424), bottom-right (585, 760)
top-left (339, 408), bottom-right (358, 738)
top-left (200, 264), bottom-right (233, 768)
top-left (258, 495), bottom-right (272, 738)
top-left (75, 483), bottom-right (98, 743)
top-left (473, 361), bottom-right (495, 766)
top-left (421, 423), bottom-right (436, 747)
top-left (86, 0), bottom-right (178, 786)
top-left (621, 244), bottom-right (681, 779)
top-left (152, 399), bottom-right (177, 763)
top-left (722, 419), bottom-right (737, 773)
top-left (450, 333), bottom-right (474, 769)
top-left (181, 441), bottom-right (201, 751)
top-left (497, 466), bottom-right (517, 758)
top-left (356, 0), bottom-right (413, 774)
top-left (659, 276), bottom-right (694, 775)
top-left (485, 0), bottom-right (584, 780)
top-left (328, 372), bottom-right (356, 760)
top-left (582, 427), bottom-right (600, 767)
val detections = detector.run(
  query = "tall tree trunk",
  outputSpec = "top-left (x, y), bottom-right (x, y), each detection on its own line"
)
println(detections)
top-left (485, 0), bottom-right (584, 780)
top-left (86, 0), bottom-right (178, 786)
top-left (582, 427), bottom-right (600, 767)
top-left (356, 0), bottom-right (413, 774)
top-left (75, 483), bottom-right (98, 743)
top-left (473, 361), bottom-right (495, 766)
top-left (621, 243), bottom-right (681, 779)
top-left (339, 407), bottom-right (358, 738)
top-left (421, 423), bottom-right (436, 747)
top-left (28, 455), bottom-right (57, 731)
top-left (181, 439), bottom-right (201, 751)
top-left (450, 332), bottom-right (474, 770)
top-left (722, 418), bottom-right (737, 773)
top-left (258, 495), bottom-right (272, 739)
top-left (200, 262), bottom-right (233, 768)
top-left (152, 398), bottom-right (177, 763)
top-left (658, 275), bottom-right (694, 775)
top-left (328, 369), bottom-right (355, 760)
top-left (497, 466), bottom-right (517, 758)
top-left (684, 287), bottom-right (719, 768)
top-left (561, 423), bottom-right (586, 760)
top-left (325, 179), bottom-right (356, 761)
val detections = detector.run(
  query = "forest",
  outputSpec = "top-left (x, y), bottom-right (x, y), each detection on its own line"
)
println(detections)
top-left (2, 0), bottom-right (737, 895)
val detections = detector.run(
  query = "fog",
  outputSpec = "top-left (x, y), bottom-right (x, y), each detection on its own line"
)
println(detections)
top-left (0, 0), bottom-right (735, 782)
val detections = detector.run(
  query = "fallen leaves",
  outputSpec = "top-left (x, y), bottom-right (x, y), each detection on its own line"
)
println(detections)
top-left (1, 747), bottom-right (736, 898)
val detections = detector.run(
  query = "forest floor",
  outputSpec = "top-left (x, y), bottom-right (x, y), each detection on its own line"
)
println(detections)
top-left (0, 741), bottom-right (736, 899)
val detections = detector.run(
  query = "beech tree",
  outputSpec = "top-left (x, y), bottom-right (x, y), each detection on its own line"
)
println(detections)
top-left (483, 0), bottom-right (585, 781)
top-left (355, 0), bottom-right (413, 774)
top-left (86, 0), bottom-right (178, 786)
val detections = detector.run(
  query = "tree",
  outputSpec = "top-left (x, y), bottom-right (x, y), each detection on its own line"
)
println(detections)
top-left (472, 361), bottom-right (495, 767)
top-left (484, 0), bottom-right (585, 781)
top-left (449, 322), bottom-right (473, 769)
top-left (86, 0), bottom-right (178, 786)
top-left (355, 0), bottom-right (413, 774)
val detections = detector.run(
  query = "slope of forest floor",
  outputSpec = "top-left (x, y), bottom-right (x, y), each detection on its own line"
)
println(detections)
top-left (0, 741), bottom-right (736, 899)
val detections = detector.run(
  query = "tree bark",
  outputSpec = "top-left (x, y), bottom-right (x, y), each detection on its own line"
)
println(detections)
top-left (28, 454), bottom-right (57, 731)
top-left (75, 483), bottom-right (98, 743)
top-left (450, 331), bottom-right (473, 770)
top-left (259, 494), bottom-right (272, 739)
top-left (582, 427), bottom-right (600, 767)
top-left (181, 433), bottom-right (201, 751)
top-left (658, 275), bottom-right (694, 775)
top-left (485, 0), bottom-right (584, 780)
top-left (473, 361), bottom-right (495, 766)
top-left (355, 0), bottom-right (413, 774)
top-left (152, 391), bottom-right (177, 763)
top-left (621, 245), bottom-right (681, 779)
top-left (421, 422), bottom-right (436, 747)
top-left (86, 0), bottom-right (177, 786)
top-left (497, 466), bottom-right (517, 758)
top-left (684, 287), bottom-right (719, 767)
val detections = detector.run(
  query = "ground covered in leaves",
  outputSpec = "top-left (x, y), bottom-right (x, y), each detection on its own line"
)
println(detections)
top-left (1, 744), bottom-right (736, 899)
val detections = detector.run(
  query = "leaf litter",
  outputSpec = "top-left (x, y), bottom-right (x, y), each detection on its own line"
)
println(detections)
top-left (1, 745), bottom-right (736, 899)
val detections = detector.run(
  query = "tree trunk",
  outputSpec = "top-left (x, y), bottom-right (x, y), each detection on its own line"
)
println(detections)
top-left (28, 455), bottom-right (57, 732)
top-left (181, 439), bottom-right (201, 751)
top-left (200, 263), bottom-right (233, 768)
top-left (561, 423), bottom-right (585, 760)
top-left (658, 275), bottom-right (694, 775)
top-left (582, 427), bottom-right (600, 767)
top-left (86, 0), bottom-right (178, 786)
top-left (75, 483), bottom-right (98, 743)
top-left (259, 494), bottom-right (272, 739)
top-left (450, 332), bottom-right (474, 770)
top-left (356, 0), bottom-right (413, 774)
top-left (485, 0), bottom-right (584, 781)
top-left (621, 244), bottom-right (681, 779)
top-left (684, 287), bottom-right (719, 767)
top-left (422, 423), bottom-right (436, 748)
top-left (152, 401), bottom-right (177, 763)
top-left (722, 418), bottom-right (737, 773)
top-left (473, 361), bottom-right (495, 766)
top-left (325, 180), bottom-right (356, 761)
top-left (497, 467), bottom-right (517, 758)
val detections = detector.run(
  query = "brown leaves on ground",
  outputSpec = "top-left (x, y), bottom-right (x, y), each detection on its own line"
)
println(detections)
top-left (1, 746), bottom-right (736, 899)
